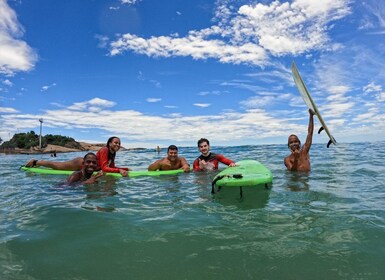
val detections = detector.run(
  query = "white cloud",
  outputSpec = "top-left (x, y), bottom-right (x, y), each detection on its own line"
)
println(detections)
top-left (41, 83), bottom-right (57, 92)
top-left (120, 0), bottom-right (141, 5)
top-left (2, 79), bottom-right (12, 86)
top-left (193, 103), bottom-right (211, 108)
top-left (0, 106), bottom-right (18, 113)
top-left (109, 0), bottom-right (351, 66)
top-left (110, 33), bottom-right (268, 66)
top-left (362, 82), bottom-right (385, 102)
top-left (0, 0), bottom-right (37, 74)
top-left (1, 96), bottom-right (385, 147)
top-left (362, 0), bottom-right (385, 28)
top-left (240, 96), bottom-right (274, 109)
top-left (327, 85), bottom-right (350, 95)
top-left (149, 79), bottom-right (161, 88)
top-left (146, 98), bottom-right (161, 103)
top-left (67, 98), bottom-right (116, 111)
top-left (198, 90), bottom-right (221, 96)
top-left (377, 92), bottom-right (385, 102)
top-left (363, 82), bottom-right (382, 93)
top-left (95, 34), bottom-right (109, 48)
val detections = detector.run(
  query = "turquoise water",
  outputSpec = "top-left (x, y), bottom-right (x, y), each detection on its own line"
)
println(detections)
top-left (1, 143), bottom-right (385, 279)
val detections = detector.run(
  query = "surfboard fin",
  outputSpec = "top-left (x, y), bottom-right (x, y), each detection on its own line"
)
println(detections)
top-left (327, 137), bottom-right (337, 148)
top-left (318, 127), bottom-right (324, 134)
top-left (327, 139), bottom-right (333, 148)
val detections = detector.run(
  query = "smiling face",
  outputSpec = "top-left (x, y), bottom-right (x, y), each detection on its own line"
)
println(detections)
top-left (198, 141), bottom-right (210, 156)
top-left (167, 148), bottom-right (179, 162)
top-left (108, 137), bottom-right (121, 153)
top-left (83, 154), bottom-right (98, 175)
top-left (288, 135), bottom-right (301, 151)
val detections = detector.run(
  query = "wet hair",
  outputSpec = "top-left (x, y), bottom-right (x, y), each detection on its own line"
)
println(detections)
top-left (167, 145), bottom-right (178, 152)
top-left (287, 134), bottom-right (301, 148)
top-left (106, 136), bottom-right (120, 147)
top-left (197, 138), bottom-right (209, 147)
top-left (83, 152), bottom-right (97, 160)
top-left (106, 136), bottom-right (120, 161)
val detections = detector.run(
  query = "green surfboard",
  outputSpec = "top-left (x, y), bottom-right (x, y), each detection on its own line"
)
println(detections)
top-left (21, 166), bottom-right (186, 178)
top-left (211, 160), bottom-right (273, 196)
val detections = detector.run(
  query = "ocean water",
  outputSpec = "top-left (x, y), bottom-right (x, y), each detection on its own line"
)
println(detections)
top-left (1, 142), bottom-right (385, 280)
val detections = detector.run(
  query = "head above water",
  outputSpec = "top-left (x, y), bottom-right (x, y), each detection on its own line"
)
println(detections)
top-left (83, 152), bottom-right (97, 160)
top-left (167, 145), bottom-right (178, 152)
top-left (106, 136), bottom-right (120, 147)
top-left (197, 138), bottom-right (209, 147)
top-left (106, 136), bottom-right (121, 161)
top-left (82, 152), bottom-right (98, 173)
top-left (288, 134), bottom-right (301, 149)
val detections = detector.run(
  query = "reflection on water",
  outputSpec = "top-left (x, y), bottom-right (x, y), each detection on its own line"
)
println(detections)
top-left (213, 187), bottom-right (271, 209)
top-left (285, 171), bottom-right (310, 191)
top-left (1, 142), bottom-right (385, 279)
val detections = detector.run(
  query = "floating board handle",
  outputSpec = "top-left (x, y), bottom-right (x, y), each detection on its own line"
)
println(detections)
top-left (211, 174), bottom-right (243, 193)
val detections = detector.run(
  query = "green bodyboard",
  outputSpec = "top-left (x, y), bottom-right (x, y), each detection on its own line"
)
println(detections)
top-left (212, 160), bottom-right (272, 188)
top-left (21, 166), bottom-right (186, 178)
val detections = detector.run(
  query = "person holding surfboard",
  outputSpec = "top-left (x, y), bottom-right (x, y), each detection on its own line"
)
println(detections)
top-left (24, 136), bottom-right (131, 176)
top-left (193, 138), bottom-right (236, 171)
top-left (67, 153), bottom-right (104, 184)
top-left (284, 109), bottom-right (315, 172)
top-left (148, 145), bottom-right (190, 172)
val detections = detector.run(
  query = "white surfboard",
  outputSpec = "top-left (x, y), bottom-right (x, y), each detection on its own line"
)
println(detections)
top-left (291, 62), bottom-right (337, 148)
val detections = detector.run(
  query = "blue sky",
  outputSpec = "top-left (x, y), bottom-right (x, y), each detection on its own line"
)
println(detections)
top-left (1, 0), bottom-right (385, 148)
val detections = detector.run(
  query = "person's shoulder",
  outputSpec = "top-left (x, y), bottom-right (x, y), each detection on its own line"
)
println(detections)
top-left (96, 146), bottom-right (108, 154)
top-left (68, 170), bottom-right (82, 182)
top-left (154, 157), bottom-right (167, 164)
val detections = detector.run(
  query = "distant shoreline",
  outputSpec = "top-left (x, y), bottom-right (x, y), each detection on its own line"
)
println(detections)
top-left (0, 142), bottom-right (146, 155)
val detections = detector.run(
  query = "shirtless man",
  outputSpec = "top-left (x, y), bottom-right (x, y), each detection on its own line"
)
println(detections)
top-left (148, 145), bottom-right (190, 172)
top-left (284, 109), bottom-right (315, 172)
top-left (67, 153), bottom-right (104, 184)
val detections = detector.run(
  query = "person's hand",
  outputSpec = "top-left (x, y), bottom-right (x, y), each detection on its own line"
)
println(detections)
top-left (182, 164), bottom-right (190, 173)
top-left (95, 171), bottom-right (104, 178)
top-left (84, 171), bottom-right (104, 184)
top-left (292, 149), bottom-right (300, 160)
top-left (229, 163), bottom-right (237, 167)
top-left (119, 169), bottom-right (128, 177)
top-left (199, 159), bottom-right (215, 170)
top-left (309, 109), bottom-right (315, 115)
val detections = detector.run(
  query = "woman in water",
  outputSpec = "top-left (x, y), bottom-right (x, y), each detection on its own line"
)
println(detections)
top-left (25, 136), bottom-right (130, 176)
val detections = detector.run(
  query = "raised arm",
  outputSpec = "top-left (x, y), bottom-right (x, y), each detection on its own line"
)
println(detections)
top-left (302, 109), bottom-right (315, 154)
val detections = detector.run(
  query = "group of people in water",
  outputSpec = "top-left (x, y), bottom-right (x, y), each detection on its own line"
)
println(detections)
top-left (25, 109), bottom-right (315, 184)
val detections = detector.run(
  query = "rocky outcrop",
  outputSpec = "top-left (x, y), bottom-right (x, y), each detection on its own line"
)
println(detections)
top-left (1, 142), bottom-right (142, 155)
top-left (4, 143), bottom-right (105, 154)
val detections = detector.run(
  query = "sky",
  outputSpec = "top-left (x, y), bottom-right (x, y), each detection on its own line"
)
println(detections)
top-left (1, 0), bottom-right (385, 149)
